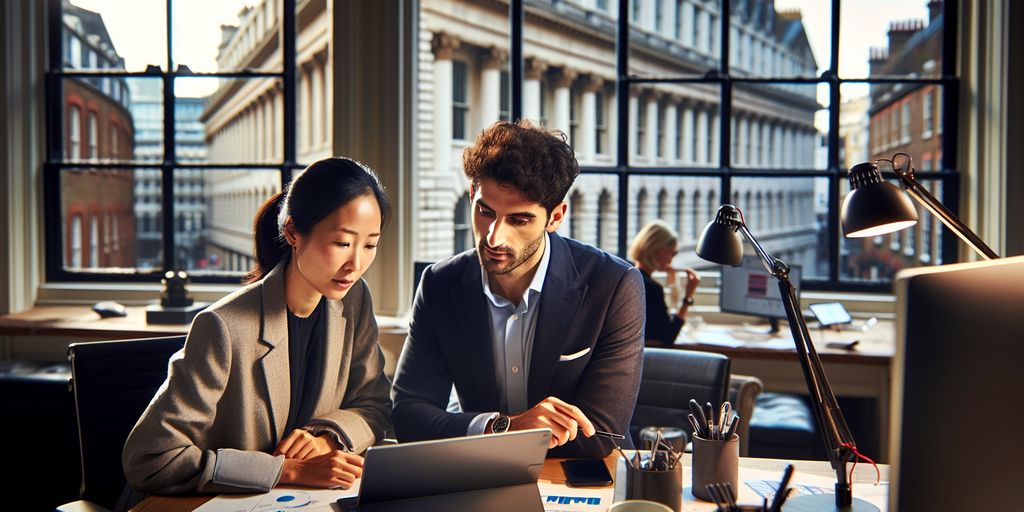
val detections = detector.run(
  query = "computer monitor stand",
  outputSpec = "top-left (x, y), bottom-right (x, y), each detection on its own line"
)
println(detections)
top-left (737, 317), bottom-right (781, 336)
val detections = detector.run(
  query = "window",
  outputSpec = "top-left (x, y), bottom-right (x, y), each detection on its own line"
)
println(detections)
top-left (410, 0), bottom-right (958, 292)
top-left (923, 89), bottom-right (934, 138)
top-left (452, 60), bottom-right (469, 140)
top-left (499, 71), bottom-right (510, 122)
top-left (453, 195), bottom-right (472, 254)
top-left (46, 0), bottom-right (300, 283)
top-left (901, 102), bottom-right (911, 144)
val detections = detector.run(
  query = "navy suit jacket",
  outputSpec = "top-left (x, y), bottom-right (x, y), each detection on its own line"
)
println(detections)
top-left (392, 232), bottom-right (645, 458)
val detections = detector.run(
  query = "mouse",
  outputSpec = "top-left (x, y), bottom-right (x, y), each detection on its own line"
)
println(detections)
top-left (92, 301), bottom-right (127, 318)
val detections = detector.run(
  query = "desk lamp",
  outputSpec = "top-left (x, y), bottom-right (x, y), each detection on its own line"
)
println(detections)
top-left (841, 153), bottom-right (999, 259)
top-left (696, 204), bottom-right (877, 512)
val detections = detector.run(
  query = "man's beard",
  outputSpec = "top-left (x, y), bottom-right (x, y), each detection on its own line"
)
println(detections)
top-left (478, 231), bottom-right (544, 276)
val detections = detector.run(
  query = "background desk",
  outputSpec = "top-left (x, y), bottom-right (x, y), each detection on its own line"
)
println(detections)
top-left (675, 321), bottom-right (894, 461)
top-left (130, 454), bottom-right (890, 511)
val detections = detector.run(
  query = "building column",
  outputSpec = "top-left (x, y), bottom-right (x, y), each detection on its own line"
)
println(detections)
top-left (432, 32), bottom-right (459, 175)
top-left (644, 91), bottom-right (659, 161)
top-left (709, 111), bottom-right (719, 165)
top-left (641, 0), bottom-right (656, 32)
top-left (523, 57), bottom-right (547, 124)
top-left (299, 63), bottom-right (312, 152)
top-left (578, 74), bottom-right (602, 163)
top-left (663, 99), bottom-right (678, 163)
top-left (552, 68), bottom-right (576, 139)
top-left (628, 94), bottom-right (639, 160)
top-left (736, 115), bottom-right (748, 166)
top-left (696, 108), bottom-right (709, 164)
top-left (749, 119), bottom-right (760, 167)
top-left (682, 105), bottom-right (695, 163)
top-left (480, 47), bottom-right (506, 126)
top-left (310, 59), bottom-right (324, 150)
top-left (773, 123), bottom-right (783, 168)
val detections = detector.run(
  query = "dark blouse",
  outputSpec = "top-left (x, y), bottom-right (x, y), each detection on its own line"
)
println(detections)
top-left (284, 296), bottom-right (327, 433)
top-left (640, 269), bottom-right (684, 346)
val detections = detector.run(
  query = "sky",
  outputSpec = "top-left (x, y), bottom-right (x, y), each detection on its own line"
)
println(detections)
top-left (72, 0), bottom-right (940, 103)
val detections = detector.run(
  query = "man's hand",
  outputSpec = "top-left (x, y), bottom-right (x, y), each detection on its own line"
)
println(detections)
top-left (274, 429), bottom-right (340, 460)
top-left (278, 450), bottom-right (363, 489)
top-left (508, 396), bottom-right (596, 448)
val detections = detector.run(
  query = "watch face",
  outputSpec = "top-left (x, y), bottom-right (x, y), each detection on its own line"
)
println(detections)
top-left (492, 415), bottom-right (510, 434)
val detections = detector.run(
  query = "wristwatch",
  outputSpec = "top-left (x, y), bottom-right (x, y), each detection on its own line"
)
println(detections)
top-left (490, 415), bottom-right (511, 434)
top-left (682, 296), bottom-right (695, 306)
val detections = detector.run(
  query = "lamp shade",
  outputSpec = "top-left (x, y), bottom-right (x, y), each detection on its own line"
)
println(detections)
top-left (695, 205), bottom-right (744, 266)
top-left (841, 162), bottom-right (918, 238)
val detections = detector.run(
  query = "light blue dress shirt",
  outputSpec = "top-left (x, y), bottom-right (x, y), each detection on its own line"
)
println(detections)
top-left (465, 232), bottom-right (552, 435)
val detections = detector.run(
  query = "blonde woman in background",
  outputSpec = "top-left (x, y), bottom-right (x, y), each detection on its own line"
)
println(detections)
top-left (628, 220), bottom-right (701, 346)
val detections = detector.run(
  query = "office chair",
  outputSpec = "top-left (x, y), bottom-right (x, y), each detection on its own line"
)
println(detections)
top-left (629, 348), bottom-right (731, 448)
top-left (727, 374), bottom-right (764, 456)
top-left (58, 335), bottom-right (186, 512)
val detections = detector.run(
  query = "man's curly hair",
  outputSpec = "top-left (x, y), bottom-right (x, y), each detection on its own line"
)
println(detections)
top-left (462, 120), bottom-right (580, 212)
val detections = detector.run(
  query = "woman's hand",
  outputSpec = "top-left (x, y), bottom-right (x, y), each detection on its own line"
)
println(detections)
top-left (681, 268), bottom-right (701, 298)
top-left (274, 429), bottom-right (340, 460)
top-left (278, 450), bottom-right (364, 488)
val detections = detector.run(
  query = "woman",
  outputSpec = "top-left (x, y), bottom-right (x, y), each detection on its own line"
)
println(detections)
top-left (628, 220), bottom-right (700, 346)
top-left (123, 157), bottom-right (393, 494)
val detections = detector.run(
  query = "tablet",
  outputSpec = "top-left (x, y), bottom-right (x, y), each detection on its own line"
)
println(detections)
top-left (344, 429), bottom-right (551, 511)
top-left (809, 301), bottom-right (853, 326)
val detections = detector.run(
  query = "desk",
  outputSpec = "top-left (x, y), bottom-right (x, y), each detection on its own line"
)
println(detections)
top-left (674, 321), bottom-right (895, 461)
top-left (130, 455), bottom-right (890, 511)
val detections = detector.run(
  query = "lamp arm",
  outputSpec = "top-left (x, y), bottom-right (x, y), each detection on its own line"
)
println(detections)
top-left (777, 276), bottom-right (858, 507)
top-left (896, 170), bottom-right (999, 260)
top-left (737, 224), bottom-right (779, 275)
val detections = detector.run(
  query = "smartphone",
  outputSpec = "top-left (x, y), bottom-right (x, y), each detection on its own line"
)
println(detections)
top-left (561, 458), bottom-right (613, 487)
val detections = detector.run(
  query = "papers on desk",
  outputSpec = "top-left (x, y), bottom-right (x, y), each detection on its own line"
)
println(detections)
top-left (539, 481), bottom-right (615, 512)
top-left (679, 327), bottom-right (795, 350)
top-left (194, 483), bottom-right (359, 512)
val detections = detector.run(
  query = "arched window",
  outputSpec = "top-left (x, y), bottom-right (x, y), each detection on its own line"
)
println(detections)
top-left (597, 189), bottom-right (614, 251)
top-left (569, 190), bottom-right (583, 241)
top-left (676, 189), bottom-right (687, 240)
top-left (657, 189), bottom-right (668, 221)
top-left (636, 188), bottom-right (650, 233)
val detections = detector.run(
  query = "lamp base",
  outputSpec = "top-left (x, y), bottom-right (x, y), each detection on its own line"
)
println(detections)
top-left (782, 494), bottom-right (879, 512)
top-left (146, 303), bottom-right (209, 325)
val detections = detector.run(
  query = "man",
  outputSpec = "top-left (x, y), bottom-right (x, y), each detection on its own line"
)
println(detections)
top-left (392, 120), bottom-right (645, 458)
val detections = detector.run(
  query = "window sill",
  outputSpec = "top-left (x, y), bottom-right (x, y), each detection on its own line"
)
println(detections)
top-left (35, 281), bottom-right (239, 307)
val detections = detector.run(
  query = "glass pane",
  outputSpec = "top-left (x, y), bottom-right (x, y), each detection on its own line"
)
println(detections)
top-left (414, 1), bottom-right (508, 262)
top-left (731, 83), bottom-right (827, 170)
top-left (558, 174), bottom-right (621, 255)
top-left (61, 168), bottom-right (148, 272)
top-left (731, 176), bottom-right (829, 280)
top-left (524, 14), bottom-right (616, 164)
top-left (852, 82), bottom-right (944, 169)
top-left (134, 168), bottom-right (164, 270)
top-left (171, 0), bottom-right (285, 73)
top-left (180, 169), bottom-right (282, 274)
top-left (628, 0), bottom-right (722, 77)
top-left (839, 0), bottom-right (943, 78)
top-left (61, 78), bottom-right (136, 163)
top-left (622, 175), bottom-right (720, 271)
top-left (177, 77), bottom-right (283, 164)
top-left (127, 78), bottom-right (165, 162)
top-left (839, 177), bottom-right (946, 284)
top-left (63, 0), bottom-right (167, 72)
top-left (730, 0), bottom-right (827, 78)
top-left (629, 84), bottom-right (721, 168)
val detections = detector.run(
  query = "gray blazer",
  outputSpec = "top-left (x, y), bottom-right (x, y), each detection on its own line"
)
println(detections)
top-left (122, 262), bottom-right (393, 494)
top-left (392, 232), bottom-right (645, 458)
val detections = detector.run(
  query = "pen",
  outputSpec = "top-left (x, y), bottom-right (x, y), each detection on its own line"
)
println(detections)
top-left (689, 399), bottom-right (709, 438)
top-left (705, 402), bottom-right (715, 438)
top-left (768, 464), bottom-right (794, 512)
top-left (594, 430), bottom-right (625, 439)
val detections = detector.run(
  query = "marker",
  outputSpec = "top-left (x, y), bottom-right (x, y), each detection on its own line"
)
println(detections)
top-left (594, 430), bottom-right (625, 439)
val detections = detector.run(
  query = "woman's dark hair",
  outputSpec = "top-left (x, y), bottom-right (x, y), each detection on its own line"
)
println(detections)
top-left (244, 157), bottom-right (391, 284)
top-left (462, 119), bottom-right (580, 212)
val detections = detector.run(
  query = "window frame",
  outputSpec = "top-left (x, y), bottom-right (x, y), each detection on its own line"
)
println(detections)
top-left (499, 0), bottom-right (961, 293)
top-left (44, 0), bottom-right (301, 284)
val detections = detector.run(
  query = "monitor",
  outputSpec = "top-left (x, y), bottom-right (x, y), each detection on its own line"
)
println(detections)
top-left (720, 255), bottom-right (802, 329)
top-left (890, 255), bottom-right (1024, 510)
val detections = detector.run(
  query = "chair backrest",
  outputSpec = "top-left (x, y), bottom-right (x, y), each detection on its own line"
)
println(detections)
top-left (630, 348), bottom-right (731, 446)
top-left (727, 374), bottom-right (764, 457)
top-left (68, 335), bottom-right (186, 509)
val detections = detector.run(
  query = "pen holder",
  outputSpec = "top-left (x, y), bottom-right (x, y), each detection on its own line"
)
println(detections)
top-left (691, 434), bottom-right (739, 502)
top-left (625, 461), bottom-right (683, 512)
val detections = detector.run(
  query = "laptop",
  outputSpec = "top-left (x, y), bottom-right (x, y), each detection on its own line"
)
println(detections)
top-left (338, 429), bottom-right (551, 512)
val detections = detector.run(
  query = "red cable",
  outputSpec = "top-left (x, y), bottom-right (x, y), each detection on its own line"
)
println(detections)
top-left (840, 442), bottom-right (881, 489)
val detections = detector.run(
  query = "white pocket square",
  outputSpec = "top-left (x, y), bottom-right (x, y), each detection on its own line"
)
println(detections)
top-left (558, 347), bottom-right (591, 362)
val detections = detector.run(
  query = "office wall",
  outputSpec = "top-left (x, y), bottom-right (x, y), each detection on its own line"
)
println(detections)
top-left (1007, 0), bottom-right (1023, 256)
